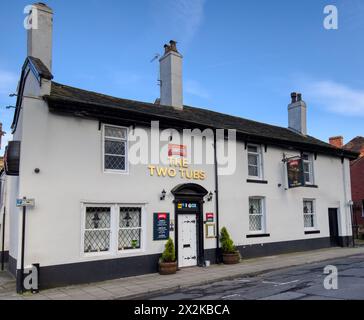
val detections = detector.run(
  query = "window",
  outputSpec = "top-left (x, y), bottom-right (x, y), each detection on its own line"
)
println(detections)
top-left (249, 197), bottom-right (265, 233)
top-left (303, 200), bottom-right (315, 229)
top-left (302, 153), bottom-right (314, 184)
top-left (84, 207), bottom-right (111, 253)
top-left (119, 207), bottom-right (142, 251)
top-left (247, 144), bottom-right (263, 178)
top-left (104, 125), bottom-right (128, 172)
top-left (83, 204), bottom-right (144, 255)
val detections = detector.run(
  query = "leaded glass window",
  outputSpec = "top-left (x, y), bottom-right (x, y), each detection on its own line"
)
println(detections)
top-left (119, 207), bottom-right (142, 250)
top-left (104, 125), bottom-right (127, 172)
top-left (303, 200), bottom-right (315, 229)
top-left (84, 207), bottom-right (111, 253)
top-left (249, 198), bottom-right (264, 232)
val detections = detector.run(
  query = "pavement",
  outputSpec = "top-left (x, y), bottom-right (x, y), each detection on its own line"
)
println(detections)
top-left (148, 254), bottom-right (364, 300)
top-left (0, 246), bottom-right (363, 300)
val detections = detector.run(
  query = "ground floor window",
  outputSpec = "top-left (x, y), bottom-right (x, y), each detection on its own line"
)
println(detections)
top-left (83, 204), bottom-right (144, 255)
top-left (119, 207), bottom-right (142, 250)
top-left (84, 207), bottom-right (111, 253)
top-left (303, 199), bottom-right (316, 229)
top-left (249, 197), bottom-right (265, 233)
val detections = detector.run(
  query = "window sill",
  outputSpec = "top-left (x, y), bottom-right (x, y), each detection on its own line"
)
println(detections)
top-left (304, 230), bottom-right (320, 235)
top-left (246, 179), bottom-right (268, 184)
top-left (246, 233), bottom-right (270, 238)
top-left (304, 184), bottom-right (318, 188)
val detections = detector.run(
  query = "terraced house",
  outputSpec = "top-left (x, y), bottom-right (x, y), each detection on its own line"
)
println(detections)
top-left (1, 3), bottom-right (358, 290)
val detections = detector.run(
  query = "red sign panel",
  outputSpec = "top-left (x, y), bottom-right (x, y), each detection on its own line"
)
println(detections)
top-left (158, 213), bottom-right (167, 220)
top-left (206, 212), bottom-right (214, 222)
top-left (168, 144), bottom-right (187, 157)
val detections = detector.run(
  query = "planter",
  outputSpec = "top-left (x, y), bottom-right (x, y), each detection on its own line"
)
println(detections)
top-left (222, 252), bottom-right (240, 264)
top-left (159, 261), bottom-right (177, 275)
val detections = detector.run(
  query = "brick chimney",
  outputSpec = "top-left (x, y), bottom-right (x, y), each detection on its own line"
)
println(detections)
top-left (288, 92), bottom-right (307, 135)
top-left (329, 136), bottom-right (344, 148)
top-left (27, 2), bottom-right (53, 71)
top-left (159, 40), bottom-right (183, 109)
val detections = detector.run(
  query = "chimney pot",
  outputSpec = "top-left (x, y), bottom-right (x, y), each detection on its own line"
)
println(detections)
top-left (297, 93), bottom-right (302, 101)
top-left (291, 92), bottom-right (297, 103)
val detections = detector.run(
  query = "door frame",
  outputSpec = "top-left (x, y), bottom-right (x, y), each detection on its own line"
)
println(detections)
top-left (171, 183), bottom-right (208, 268)
top-left (328, 208), bottom-right (340, 247)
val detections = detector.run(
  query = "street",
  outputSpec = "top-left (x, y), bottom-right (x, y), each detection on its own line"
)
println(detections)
top-left (147, 254), bottom-right (364, 300)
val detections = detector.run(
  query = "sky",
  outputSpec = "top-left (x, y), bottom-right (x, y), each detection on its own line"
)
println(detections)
top-left (0, 0), bottom-right (363, 155)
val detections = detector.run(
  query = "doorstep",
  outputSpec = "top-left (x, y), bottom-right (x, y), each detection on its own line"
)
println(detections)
top-left (1, 246), bottom-right (364, 300)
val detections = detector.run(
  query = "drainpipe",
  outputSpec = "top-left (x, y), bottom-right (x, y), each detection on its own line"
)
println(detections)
top-left (214, 131), bottom-right (220, 263)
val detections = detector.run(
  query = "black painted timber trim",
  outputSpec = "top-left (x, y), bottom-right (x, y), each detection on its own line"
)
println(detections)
top-left (304, 185), bottom-right (319, 188)
top-left (304, 230), bottom-right (321, 235)
top-left (246, 179), bottom-right (268, 184)
top-left (246, 233), bottom-right (270, 238)
top-left (0, 250), bottom-right (9, 263)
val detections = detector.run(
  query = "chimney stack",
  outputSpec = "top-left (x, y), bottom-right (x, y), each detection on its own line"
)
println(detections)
top-left (27, 2), bottom-right (53, 71)
top-left (288, 92), bottom-right (307, 135)
top-left (329, 136), bottom-right (344, 148)
top-left (159, 40), bottom-right (183, 109)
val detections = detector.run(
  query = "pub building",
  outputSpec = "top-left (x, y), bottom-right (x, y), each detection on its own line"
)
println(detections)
top-left (0, 3), bottom-right (358, 290)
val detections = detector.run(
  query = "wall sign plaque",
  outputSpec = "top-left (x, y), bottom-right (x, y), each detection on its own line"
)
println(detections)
top-left (153, 212), bottom-right (170, 241)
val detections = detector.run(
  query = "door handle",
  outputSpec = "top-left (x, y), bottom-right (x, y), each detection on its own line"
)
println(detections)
top-left (183, 244), bottom-right (191, 248)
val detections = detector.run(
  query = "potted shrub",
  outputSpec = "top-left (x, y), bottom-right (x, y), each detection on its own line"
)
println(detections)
top-left (159, 238), bottom-right (177, 275)
top-left (220, 227), bottom-right (240, 264)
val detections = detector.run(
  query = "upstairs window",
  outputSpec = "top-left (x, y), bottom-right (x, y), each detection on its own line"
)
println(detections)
top-left (247, 144), bottom-right (263, 179)
top-left (302, 153), bottom-right (314, 185)
top-left (303, 199), bottom-right (316, 229)
top-left (103, 125), bottom-right (128, 173)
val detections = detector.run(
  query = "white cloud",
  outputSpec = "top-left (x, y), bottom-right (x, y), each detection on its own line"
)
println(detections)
top-left (304, 80), bottom-right (364, 117)
top-left (0, 70), bottom-right (17, 95)
top-left (185, 79), bottom-right (210, 99)
top-left (152, 0), bottom-right (207, 44)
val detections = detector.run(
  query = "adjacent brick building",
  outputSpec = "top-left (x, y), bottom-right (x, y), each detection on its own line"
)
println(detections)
top-left (330, 136), bottom-right (364, 237)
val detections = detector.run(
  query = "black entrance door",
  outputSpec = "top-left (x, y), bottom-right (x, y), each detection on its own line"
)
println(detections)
top-left (328, 208), bottom-right (340, 246)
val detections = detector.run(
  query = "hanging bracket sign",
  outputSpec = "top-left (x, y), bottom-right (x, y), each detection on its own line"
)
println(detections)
top-left (286, 157), bottom-right (304, 188)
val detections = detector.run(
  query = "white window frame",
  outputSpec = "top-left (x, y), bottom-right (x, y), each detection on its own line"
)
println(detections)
top-left (247, 144), bottom-right (264, 180)
top-left (302, 153), bottom-right (314, 185)
top-left (81, 203), bottom-right (146, 257)
top-left (248, 197), bottom-right (266, 234)
top-left (102, 124), bottom-right (129, 174)
top-left (303, 199), bottom-right (316, 230)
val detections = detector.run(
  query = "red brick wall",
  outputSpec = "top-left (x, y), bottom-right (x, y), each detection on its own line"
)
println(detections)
top-left (351, 157), bottom-right (364, 226)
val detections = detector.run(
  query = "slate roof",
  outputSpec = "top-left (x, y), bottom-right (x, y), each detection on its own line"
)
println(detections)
top-left (27, 56), bottom-right (53, 80)
top-left (44, 82), bottom-right (358, 159)
top-left (344, 136), bottom-right (364, 154)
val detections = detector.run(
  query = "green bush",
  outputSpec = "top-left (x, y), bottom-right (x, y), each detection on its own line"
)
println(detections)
top-left (220, 227), bottom-right (237, 254)
top-left (161, 238), bottom-right (176, 262)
